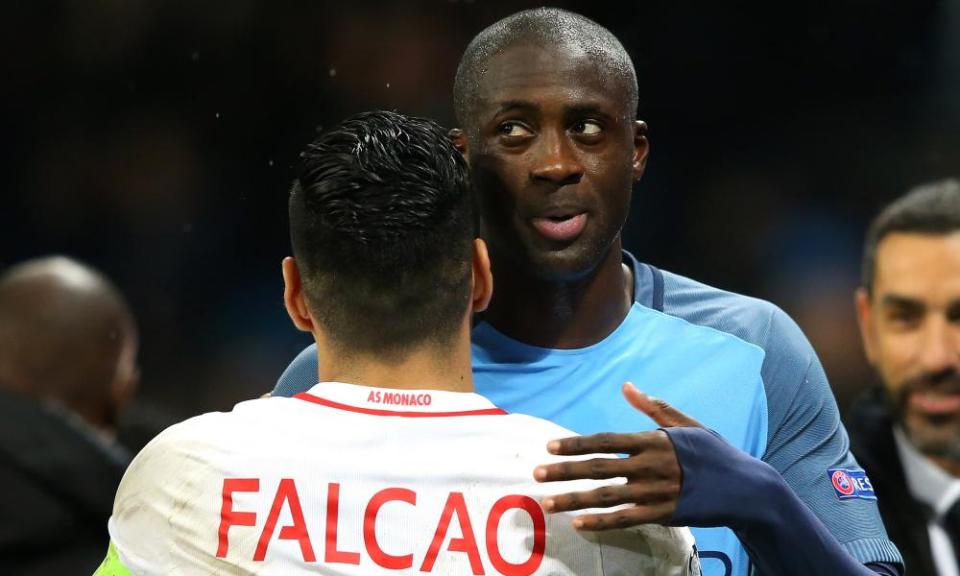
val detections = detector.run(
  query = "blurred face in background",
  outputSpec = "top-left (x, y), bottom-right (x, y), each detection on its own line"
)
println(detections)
top-left (856, 231), bottom-right (960, 466)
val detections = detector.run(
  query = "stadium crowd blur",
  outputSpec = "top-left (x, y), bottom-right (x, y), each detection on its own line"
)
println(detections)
top-left (2, 0), bottom-right (959, 446)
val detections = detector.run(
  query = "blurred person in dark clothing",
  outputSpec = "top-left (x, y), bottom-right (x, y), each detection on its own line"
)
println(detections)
top-left (850, 179), bottom-right (960, 576)
top-left (0, 256), bottom-right (139, 575)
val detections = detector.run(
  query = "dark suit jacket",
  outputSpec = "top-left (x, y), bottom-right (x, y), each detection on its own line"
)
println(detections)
top-left (847, 388), bottom-right (939, 576)
top-left (0, 389), bottom-right (129, 575)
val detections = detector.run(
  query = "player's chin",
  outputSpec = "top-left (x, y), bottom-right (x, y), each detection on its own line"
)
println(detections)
top-left (524, 242), bottom-right (605, 283)
top-left (905, 415), bottom-right (960, 458)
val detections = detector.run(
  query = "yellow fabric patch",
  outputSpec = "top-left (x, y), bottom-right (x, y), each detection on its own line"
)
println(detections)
top-left (93, 541), bottom-right (132, 576)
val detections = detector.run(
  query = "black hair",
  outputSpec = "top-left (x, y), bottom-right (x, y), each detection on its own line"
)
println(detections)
top-left (453, 7), bottom-right (639, 130)
top-left (862, 178), bottom-right (960, 294)
top-left (289, 110), bottom-right (473, 356)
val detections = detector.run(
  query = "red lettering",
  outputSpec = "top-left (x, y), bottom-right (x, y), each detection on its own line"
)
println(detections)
top-left (486, 495), bottom-right (545, 576)
top-left (254, 479), bottom-right (315, 562)
top-left (325, 482), bottom-right (361, 564)
top-left (217, 478), bottom-right (259, 558)
top-left (420, 491), bottom-right (484, 574)
top-left (364, 488), bottom-right (416, 569)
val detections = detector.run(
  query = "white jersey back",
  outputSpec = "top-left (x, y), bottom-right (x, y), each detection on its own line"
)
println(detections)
top-left (108, 382), bottom-right (700, 575)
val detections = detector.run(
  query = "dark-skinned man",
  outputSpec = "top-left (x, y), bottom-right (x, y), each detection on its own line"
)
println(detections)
top-left (274, 8), bottom-right (902, 576)
top-left (0, 256), bottom-right (139, 575)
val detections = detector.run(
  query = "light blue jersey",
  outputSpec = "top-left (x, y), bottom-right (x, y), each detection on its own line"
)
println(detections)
top-left (274, 251), bottom-right (901, 576)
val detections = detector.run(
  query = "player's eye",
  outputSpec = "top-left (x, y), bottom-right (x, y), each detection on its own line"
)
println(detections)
top-left (885, 306), bottom-right (923, 330)
top-left (497, 122), bottom-right (533, 138)
top-left (947, 302), bottom-right (960, 324)
top-left (571, 120), bottom-right (603, 136)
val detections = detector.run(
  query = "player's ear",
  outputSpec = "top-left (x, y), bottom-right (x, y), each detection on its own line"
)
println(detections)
top-left (632, 120), bottom-right (650, 181)
top-left (854, 287), bottom-right (877, 365)
top-left (107, 337), bottom-right (139, 432)
top-left (282, 257), bottom-right (314, 333)
top-left (470, 238), bottom-right (493, 313)
top-left (449, 128), bottom-right (469, 164)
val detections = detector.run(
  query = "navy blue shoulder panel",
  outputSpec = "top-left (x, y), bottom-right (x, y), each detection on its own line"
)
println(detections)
top-left (649, 264), bottom-right (664, 312)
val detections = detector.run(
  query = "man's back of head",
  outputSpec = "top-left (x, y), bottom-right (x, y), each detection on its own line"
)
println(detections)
top-left (285, 110), bottom-right (483, 371)
top-left (0, 256), bottom-right (138, 434)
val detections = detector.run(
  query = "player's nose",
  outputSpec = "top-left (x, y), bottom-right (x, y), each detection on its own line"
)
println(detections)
top-left (530, 128), bottom-right (583, 187)
top-left (918, 314), bottom-right (960, 375)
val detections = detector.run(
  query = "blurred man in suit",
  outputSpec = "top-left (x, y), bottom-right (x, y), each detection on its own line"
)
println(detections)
top-left (0, 256), bottom-right (139, 575)
top-left (850, 179), bottom-right (960, 575)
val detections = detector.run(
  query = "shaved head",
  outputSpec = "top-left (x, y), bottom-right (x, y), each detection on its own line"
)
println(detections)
top-left (0, 256), bottom-right (138, 432)
top-left (453, 8), bottom-right (639, 131)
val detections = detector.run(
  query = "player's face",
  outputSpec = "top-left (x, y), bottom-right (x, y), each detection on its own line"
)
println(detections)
top-left (857, 232), bottom-right (960, 461)
top-left (465, 44), bottom-right (647, 281)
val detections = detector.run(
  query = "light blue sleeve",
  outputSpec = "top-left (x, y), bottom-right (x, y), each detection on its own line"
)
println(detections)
top-left (658, 269), bottom-right (901, 567)
top-left (273, 343), bottom-right (318, 397)
top-left (759, 308), bottom-right (901, 566)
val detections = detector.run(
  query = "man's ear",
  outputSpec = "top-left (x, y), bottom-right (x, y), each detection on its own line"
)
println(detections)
top-left (632, 120), bottom-right (650, 181)
top-left (854, 287), bottom-right (877, 365)
top-left (471, 238), bottom-right (493, 313)
top-left (282, 256), bottom-right (314, 333)
top-left (449, 128), bottom-right (469, 162)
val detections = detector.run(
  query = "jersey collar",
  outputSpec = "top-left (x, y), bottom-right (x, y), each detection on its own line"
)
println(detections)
top-left (295, 381), bottom-right (507, 418)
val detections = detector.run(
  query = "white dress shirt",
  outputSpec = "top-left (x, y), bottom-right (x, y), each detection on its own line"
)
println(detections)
top-left (894, 426), bottom-right (960, 576)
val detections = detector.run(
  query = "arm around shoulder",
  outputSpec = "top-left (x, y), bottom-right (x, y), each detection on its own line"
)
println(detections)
top-left (666, 426), bottom-right (902, 575)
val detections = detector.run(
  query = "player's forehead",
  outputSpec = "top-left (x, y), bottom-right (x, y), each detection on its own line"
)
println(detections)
top-left (472, 43), bottom-right (630, 119)
top-left (873, 231), bottom-right (960, 303)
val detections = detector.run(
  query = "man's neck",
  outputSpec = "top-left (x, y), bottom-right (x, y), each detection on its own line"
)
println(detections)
top-left (930, 455), bottom-right (960, 478)
top-left (316, 337), bottom-right (474, 393)
top-left (481, 243), bottom-right (634, 349)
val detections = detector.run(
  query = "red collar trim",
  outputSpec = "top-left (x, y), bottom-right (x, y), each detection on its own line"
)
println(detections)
top-left (293, 392), bottom-right (507, 418)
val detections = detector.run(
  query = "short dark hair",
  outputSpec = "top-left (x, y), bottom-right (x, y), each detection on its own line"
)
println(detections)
top-left (289, 110), bottom-right (473, 357)
top-left (453, 7), bottom-right (639, 130)
top-left (862, 178), bottom-right (960, 294)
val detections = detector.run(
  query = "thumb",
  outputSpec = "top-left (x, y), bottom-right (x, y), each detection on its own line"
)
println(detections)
top-left (623, 382), bottom-right (703, 428)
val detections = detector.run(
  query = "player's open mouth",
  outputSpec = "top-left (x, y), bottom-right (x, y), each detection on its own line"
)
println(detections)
top-left (530, 213), bottom-right (588, 242)
top-left (909, 390), bottom-right (960, 415)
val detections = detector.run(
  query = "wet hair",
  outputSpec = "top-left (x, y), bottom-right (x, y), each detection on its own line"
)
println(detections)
top-left (453, 7), bottom-right (639, 130)
top-left (862, 178), bottom-right (960, 294)
top-left (289, 110), bottom-right (474, 356)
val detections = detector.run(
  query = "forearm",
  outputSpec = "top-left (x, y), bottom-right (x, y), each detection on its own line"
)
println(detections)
top-left (734, 478), bottom-right (892, 575)
top-left (665, 427), bottom-right (901, 576)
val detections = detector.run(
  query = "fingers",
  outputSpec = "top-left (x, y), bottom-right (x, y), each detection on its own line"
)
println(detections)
top-left (541, 479), bottom-right (680, 515)
top-left (535, 455), bottom-right (649, 482)
top-left (535, 450), bottom-right (678, 483)
top-left (622, 382), bottom-right (702, 428)
top-left (547, 430), bottom-right (665, 456)
top-left (570, 502), bottom-right (677, 531)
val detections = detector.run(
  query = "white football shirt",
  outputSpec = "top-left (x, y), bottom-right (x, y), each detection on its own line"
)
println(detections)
top-left (106, 382), bottom-right (700, 575)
